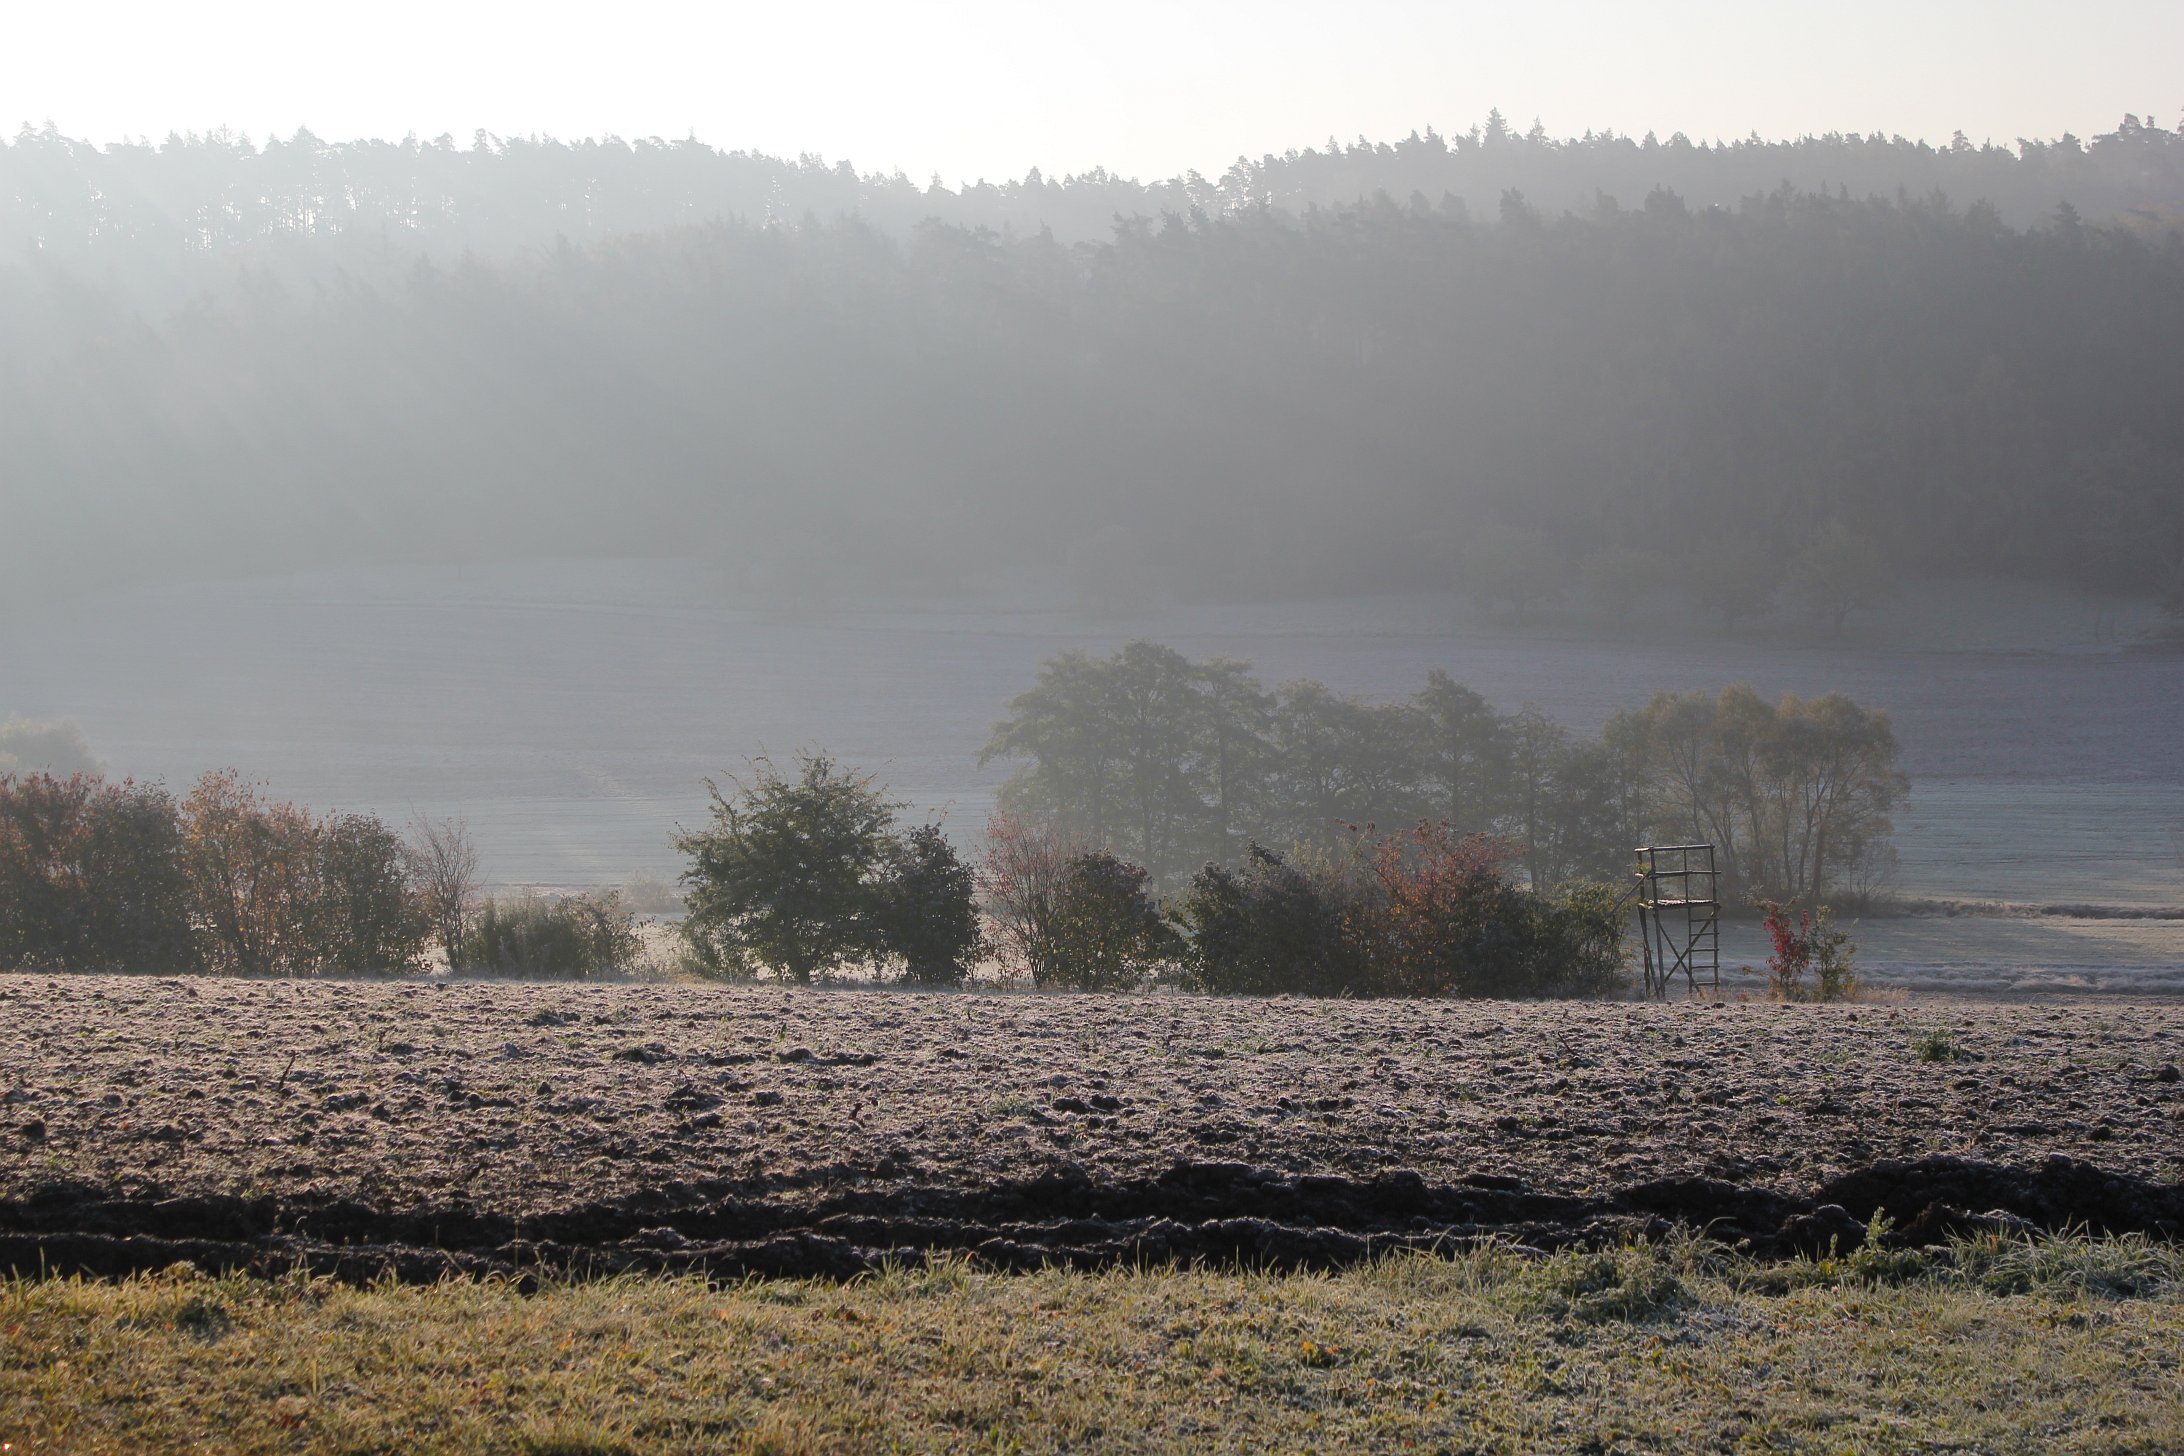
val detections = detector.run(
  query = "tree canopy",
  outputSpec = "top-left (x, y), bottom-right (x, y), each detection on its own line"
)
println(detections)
top-left (985, 644), bottom-right (1904, 901)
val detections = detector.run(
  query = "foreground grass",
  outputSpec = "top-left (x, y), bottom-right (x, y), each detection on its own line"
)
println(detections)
top-left (4, 1235), bottom-right (2182, 1454)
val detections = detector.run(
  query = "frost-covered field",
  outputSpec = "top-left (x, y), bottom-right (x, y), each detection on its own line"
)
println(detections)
top-left (3, 561), bottom-right (2179, 980)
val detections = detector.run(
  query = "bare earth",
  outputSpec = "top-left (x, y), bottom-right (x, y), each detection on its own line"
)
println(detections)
top-left (5, 975), bottom-right (2182, 1279)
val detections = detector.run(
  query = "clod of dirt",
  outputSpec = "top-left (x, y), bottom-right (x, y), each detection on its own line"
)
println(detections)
top-left (2158, 1063), bottom-right (2180, 1083)
top-left (17, 1120), bottom-right (46, 1143)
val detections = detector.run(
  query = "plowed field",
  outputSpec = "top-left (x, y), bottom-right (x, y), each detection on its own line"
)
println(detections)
top-left (5, 975), bottom-right (2181, 1279)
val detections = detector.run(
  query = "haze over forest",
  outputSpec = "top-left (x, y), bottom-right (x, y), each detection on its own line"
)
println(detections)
top-left (5, 112), bottom-right (2184, 616)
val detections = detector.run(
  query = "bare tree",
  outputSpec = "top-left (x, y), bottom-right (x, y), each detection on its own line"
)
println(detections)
top-left (978, 811), bottom-right (1086, 984)
top-left (407, 817), bottom-right (481, 968)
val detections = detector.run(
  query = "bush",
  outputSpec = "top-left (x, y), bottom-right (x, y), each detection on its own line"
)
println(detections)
top-left (309, 813), bottom-right (430, 975)
top-left (882, 825), bottom-right (981, 986)
top-left (677, 754), bottom-right (898, 981)
top-left (181, 771), bottom-right (428, 976)
top-left (678, 752), bottom-right (975, 983)
top-left (1521, 880), bottom-right (1634, 999)
top-left (1179, 824), bottom-right (1627, 999)
top-left (461, 892), bottom-right (642, 979)
top-left (1033, 850), bottom-right (1180, 991)
top-left (1368, 825), bottom-right (1625, 998)
top-left (0, 773), bottom-right (197, 972)
top-left (1179, 844), bottom-right (1383, 996)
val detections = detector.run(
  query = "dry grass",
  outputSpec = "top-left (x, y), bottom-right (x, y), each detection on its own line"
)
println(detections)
top-left (4, 1234), bottom-right (2181, 1454)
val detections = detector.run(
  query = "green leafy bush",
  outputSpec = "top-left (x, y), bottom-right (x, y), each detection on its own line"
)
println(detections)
top-left (1179, 845), bottom-right (1382, 996)
top-left (1032, 850), bottom-right (1180, 991)
top-left (677, 753), bottom-right (978, 984)
top-left (881, 824), bottom-right (981, 986)
top-left (677, 754), bottom-right (897, 981)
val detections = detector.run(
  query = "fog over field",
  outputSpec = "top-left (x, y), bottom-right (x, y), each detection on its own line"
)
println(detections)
top-left (4, 559), bottom-right (2180, 986)
top-left (6, 77), bottom-right (2184, 987)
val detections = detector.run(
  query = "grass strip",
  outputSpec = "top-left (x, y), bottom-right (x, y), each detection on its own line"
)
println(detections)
top-left (3, 1231), bottom-right (2181, 1454)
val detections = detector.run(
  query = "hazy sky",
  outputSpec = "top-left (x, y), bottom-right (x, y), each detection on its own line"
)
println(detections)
top-left (9, 1), bottom-right (2178, 183)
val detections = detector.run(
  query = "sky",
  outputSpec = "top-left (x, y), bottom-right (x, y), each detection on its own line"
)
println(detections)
top-left (7, 0), bottom-right (2178, 184)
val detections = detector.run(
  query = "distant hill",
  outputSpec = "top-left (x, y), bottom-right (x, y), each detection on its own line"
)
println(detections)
top-left (4, 115), bottom-right (2181, 615)
top-left (6, 110), bottom-right (2183, 292)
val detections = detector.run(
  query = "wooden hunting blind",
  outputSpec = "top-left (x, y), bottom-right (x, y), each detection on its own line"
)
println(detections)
top-left (1634, 844), bottom-right (1720, 999)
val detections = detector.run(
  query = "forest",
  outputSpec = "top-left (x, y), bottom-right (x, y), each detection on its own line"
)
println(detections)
top-left (8, 110), bottom-right (2183, 273)
top-left (5, 114), bottom-right (2184, 614)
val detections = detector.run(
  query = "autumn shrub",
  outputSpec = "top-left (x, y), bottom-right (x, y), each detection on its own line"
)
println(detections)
top-left (1762, 901), bottom-right (1857, 1002)
top-left (461, 892), bottom-right (642, 979)
top-left (1179, 824), bottom-right (1626, 999)
top-left (181, 771), bottom-right (428, 976)
top-left (1369, 825), bottom-right (1624, 997)
top-left (0, 773), bottom-right (197, 972)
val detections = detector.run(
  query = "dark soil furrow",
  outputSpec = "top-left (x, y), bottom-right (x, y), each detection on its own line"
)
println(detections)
top-left (7, 1154), bottom-right (2181, 1283)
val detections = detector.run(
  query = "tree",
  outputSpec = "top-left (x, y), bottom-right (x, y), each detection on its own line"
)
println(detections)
top-left (1789, 520), bottom-right (1897, 637)
top-left (407, 817), bottom-right (482, 967)
top-left (181, 771), bottom-right (325, 977)
top-left (1616, 686), bottom-right (1905, 901)
top-left (1194, 657), bottom-right (1274, 863)
top-left (981, 652), bottom-right (1123, 847)
top-left (981, 643), bottom-right (1273, 880)
top-left (980, 811), bottom-right (1084, 984)
top-left (1413, 669), bottom-right (1509, 834)
top-left (676, 753), bottom-right (900, 982)
top-left (1502, 707), bottom-right (1568, 887)
top-left (311, 812), bottom-right (431, 975)
top-left (180, 770), bottom-right (427, 976)
top-left (1264, 681), bottom-right (1427, 848)
top-left (1105, 641), bottom-right (1213, 878)
top-left (1686, 536), bottom-right (1781, 635)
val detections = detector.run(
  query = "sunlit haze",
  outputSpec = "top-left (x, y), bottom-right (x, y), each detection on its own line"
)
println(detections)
top-left (10, 0), bottom-right (2181, 182)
